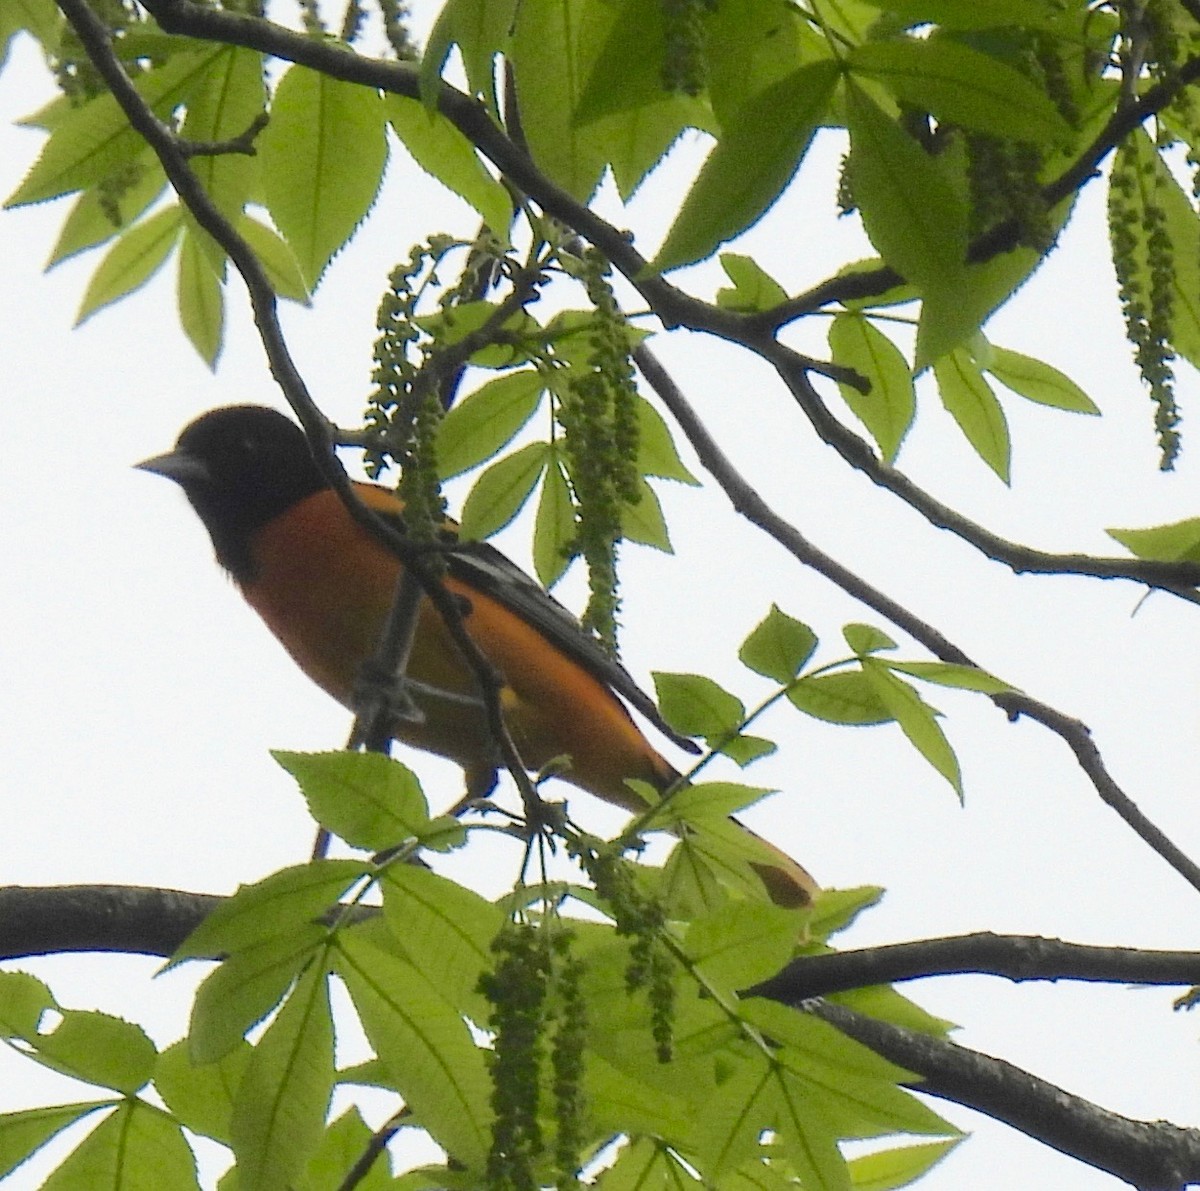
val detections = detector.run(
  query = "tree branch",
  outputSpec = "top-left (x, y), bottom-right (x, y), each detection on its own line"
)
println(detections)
top-left (748, 932), bottom-right (1200, 1000)
top-left (634, 344), bottom-right (1200, 897)
top-left (6, 883), bottom-right (1200, 1184)
top-left (810, 1000), bottom-right (1200, 1190)
top-left (129, 0), bottom-right (1200, 599)
top-left (767, 346), bottom-right (1200, 597)
top-left (753, 53), bottom-right (1200, 324)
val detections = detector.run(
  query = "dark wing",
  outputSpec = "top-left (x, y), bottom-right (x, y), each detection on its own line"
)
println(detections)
top-left (448, 538), bottom-right (701, 755)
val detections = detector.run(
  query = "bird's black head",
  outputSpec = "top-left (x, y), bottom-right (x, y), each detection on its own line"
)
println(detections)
top-left (137, 405), bottom-right (328, 581)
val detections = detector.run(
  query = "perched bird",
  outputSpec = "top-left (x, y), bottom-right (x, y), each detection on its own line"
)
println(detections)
top-left (138, 405), bottom-right (816, 906)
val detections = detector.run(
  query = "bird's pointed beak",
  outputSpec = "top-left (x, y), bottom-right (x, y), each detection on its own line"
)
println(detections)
top-left (134, 450), bottom-right (210, 486)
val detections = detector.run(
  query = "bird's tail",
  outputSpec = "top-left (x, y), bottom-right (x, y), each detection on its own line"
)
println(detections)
top-left (733, 818), bottom-right (819, 907)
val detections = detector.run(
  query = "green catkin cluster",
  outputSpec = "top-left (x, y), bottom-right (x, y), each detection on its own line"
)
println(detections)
top-left (965, 134), bottom-right (1054, 252)
top-left (378, 0), bottom-right (419, 59)
top-left (53, 0), bottom-right (138, 102)
top-left (366, 246), bottom-right (452, 540)
top-left (478, 926), bottom-right (588, 1191)
top-left (1109, 140), bottom-right (1182, 468)
top-left (557, 250), bottom-right (641, 653)
top-left (660, 0), bottom-right (716, 96)
top-left (481, 925), bottom-right (550, 1191)
top-left (296, 0), bottom-right (326, 36)
top-left (551, 951), bottom-right (587, 1189)
top-left (1032, 30), bottom-right (1079, 128)
top-left (339, 0), bottom-right (367, 44)
top-left (572, 841), bottom-right (676, 1062)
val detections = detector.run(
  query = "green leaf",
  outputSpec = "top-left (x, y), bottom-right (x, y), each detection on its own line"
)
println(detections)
top-left (843, 623), bottom-right (897, 655)
top-left (933, 346), bottom-right (1010, 481)
top-left (598, 1137), bottom-right (703, 1188)
top-left (182, 47), bottom-right (265, 224)
top-left (916, 193), bottom-right (1074, 369)
top-left (849, 38), bottom-right (1073, 145)
top-left (0, 1103), bottom-right (109, 1181)
top-left (716, 252), bottom-right (789, 313)
top-left (6, 47), bottom-right (221, 206)
top-left (739, 605), bottom-right (817, 683)
top-left (0, 971), bottom-right (54, 1038)
top-left (298, 1107), bottom-right (392, 1191)
top-left (237, 213), bottom-right (310, 304)
top-left (836, 258), bottom-right (920, 311)
top-left (259, 66), bottom-right (388, 288)
top-left (685, 901), bottom-right (804, 993)
top-left (572, 0), bottom-right (665, 124)
top-left (533, 451), bottom-right (577, 586)
top-left (848, 1139), bottom-right (962, 1190)
top-left (651, 60), bottom-right (839, 273)
top-left (155, 1038), bottom-right (250, 1145)
top-left (174, 859), bottom-right (366, 961)
top-left (667, 815), bottom-right (797, 907)
top-left (620, 476), bottom-right (672, 551)
top-left (635, 395), bottom-right (699, 484)
top-left (509, 0), bottom-right (608, 200)
top-left (230, 963), bottom-right (335, 1191)
top-left (828, 312), bottom-right (916, 462)
top-left (864, 0), bottom-right (1054, 28)
top-left (75, 204), bottom-right (182, 324)
top-left (1107, 516), bottom-right (1200, 563)
top-left (844, 82), bottom-right (968, 295)
top-left (379, 866), bottom-right (503, 1018)
top-left (602, 93), bottom-right (713, 202)
top-left (719, 733), bottom-right (777, 767)
top-left (17, 1010), bottom-right (156, 1093)
top-left (653, 672), bottom-right (745, 739)
top-left (189, 926), bottom-right (328, 1064)
top-left (436, 369), bottom-right (545, 480)
top-left (384, 94), bottom-right (513, 236)
top-left (787, 671), bottom-right (893, 725)
top-left (862, 659), bottom-right (961, 795)
top-left (884, 660), bottom-right (1012, 693)
top-left (177, 227), bottom-right (224, 367)
top-left (745, 1002), bottom-right (955, 1139)
top-left (335, 930), bottom-right (491, 1169)
top-left (41, 1101), bottom-right (200, 1191)
top-left (274, 750), bottom-right (430, 852)
top-left (458, 441), bottom-right (549, 539)
top-left (48, 154), bottom-right (166, 266)
top-left (420, 0), bottom-right (516, 108)
top-left (650, 781), bottom-right (775, 827)
top-left (0, 0), bottom-right (62, 54)
top-left (982, 344), bottom-right (1098, 413)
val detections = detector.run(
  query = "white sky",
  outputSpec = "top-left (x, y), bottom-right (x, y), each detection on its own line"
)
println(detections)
top-left (3, 11), bottom-right (1200, 1188)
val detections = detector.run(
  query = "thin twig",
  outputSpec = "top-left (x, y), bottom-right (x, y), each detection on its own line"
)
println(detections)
top-left (634, 343), bottom-right (1200, 896)
top-left (767, 343), bottom-right (1200, 596)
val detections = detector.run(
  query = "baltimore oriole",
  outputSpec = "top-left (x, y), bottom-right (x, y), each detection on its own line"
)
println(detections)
top-left (138, 405), bottom-right (816, 906)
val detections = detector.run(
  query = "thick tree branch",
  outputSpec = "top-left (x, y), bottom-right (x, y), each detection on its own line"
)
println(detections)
top-left (6, 884), bottom-right (1200, 1184)
top-left (634, 344), bottom-right (1200, 897)
top-left (811, 1000), bottom-right (1200, 1190)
